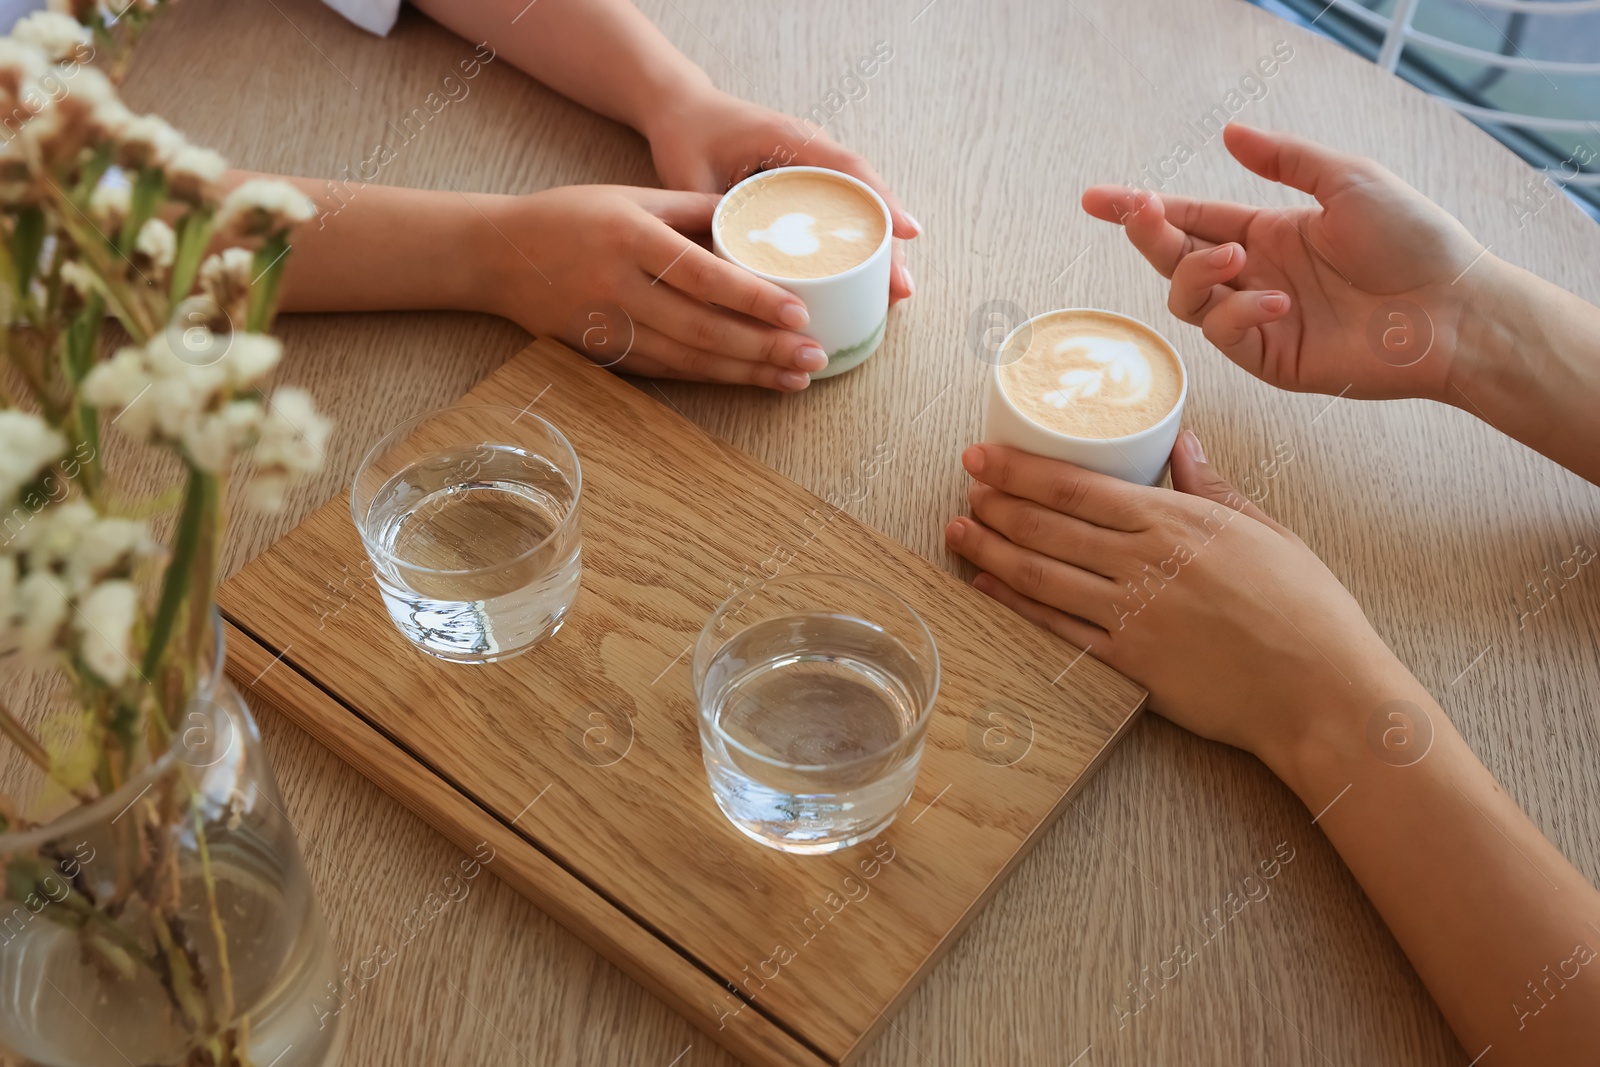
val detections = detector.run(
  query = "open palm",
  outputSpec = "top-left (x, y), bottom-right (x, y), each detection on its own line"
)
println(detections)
top-left (1082, 125), bottom-right (1487, 403)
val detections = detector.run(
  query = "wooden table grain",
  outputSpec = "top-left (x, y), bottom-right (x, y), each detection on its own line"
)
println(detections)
top-left (111, 0), bottom-right (1600, 1063)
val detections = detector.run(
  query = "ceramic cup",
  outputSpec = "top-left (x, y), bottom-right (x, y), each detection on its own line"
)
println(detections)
top-left (980, 308), bottom-right (1188, 485)
top-left (712, 166), bottom-right (893, 379)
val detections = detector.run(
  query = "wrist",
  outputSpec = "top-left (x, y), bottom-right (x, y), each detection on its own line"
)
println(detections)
top-left (1254, 653), bottom-right (1434, 805)
top-left (458, 191), bottom-right (531, 321)
top-left (632, 66), bottom-right (716, 145)
top-left (1444, 254), bottom-right (1536, 411)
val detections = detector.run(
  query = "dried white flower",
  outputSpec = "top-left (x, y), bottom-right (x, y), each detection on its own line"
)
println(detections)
top-left (87, 90), bottom-right (135, 141)
top-left (165, 144), bottom-right (226, 202)
top-left (250, 387), bottom-right (330, 511)
top-left (247, 471), bottom-right (291, 513)
top-left (82, 345), bottom-right (151, 407)
top-left (182, 399), bottom-right (262, 473)
top-left (68, 63), bottom-right (114, 101)
top-left (20, 499), bottom-right (96, 571)
top-left (65, 515), bottom-right (150, 595)
top-left (0, 39), bottom-right (49, 93)
top-left (88, 180), bottom-right (129, 228)
top-left (148, 371), bottom-right (219, 441)
top-left (218, 179), bottom-right (314, 238)
top-left (60, 258), bottom-right (97, 298)
top-left (17, 65), bottom-right (118, 167)
top-left (134, 216), bottom-right (175, 270)
top-left (115, 113), bottom-right (183, 170)
top-left (86, 330), bottom-right (281, 469)
top-left (198, 246), bottom-right (252, 324)
top-left (12, 11), bottom-right (91, 64)
top-left (220, 332), bottom-right (282, 389)
top-left (76, 579), bottom-right (138, 684)
top-left (16, 571), bottom-right (68, 656)
top-left (0, 410), bottom-right (67, 504)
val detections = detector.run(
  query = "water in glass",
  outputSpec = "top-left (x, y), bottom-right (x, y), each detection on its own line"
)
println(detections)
top-left (361, 443), bottom-right (579, 662)
top-left (699, 611), bottom-right (931, 853)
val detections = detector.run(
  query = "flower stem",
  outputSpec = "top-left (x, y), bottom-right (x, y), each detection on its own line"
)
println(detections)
top-left (191, 800), bottom-right (235, 1024)
top-left (141, 468), bottom-right (214, 691)
top-left (0, 698), bottom-right (96, 805)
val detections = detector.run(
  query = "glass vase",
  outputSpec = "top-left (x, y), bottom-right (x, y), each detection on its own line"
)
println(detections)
top-left (0, 614), bottom-right (345, 1067)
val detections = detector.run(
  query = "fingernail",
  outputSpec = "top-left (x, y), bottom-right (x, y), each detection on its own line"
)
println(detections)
top-left (944, 518), bottom-right (967, 545)
top-left (778, 303), bottom-right (810, 330)
top-left (1259, 292), bottom-right (1288, 313)
top-left (962, 445), bottom-right (986, 475)
top-left (778, 370), bottom-right (810, 391)
top-left (972, 573), bottom-right (994, 595)
top-left (795, 346), bottom-right (827, 372)
top-left (1182, 429), bottom-right (1206, 463)
top-left (1209, 244), bottom-right (1235, 268)
top-left (904, 213), bottom-right (923, 237)
top-left (900, 264), bottom-right (915, 296)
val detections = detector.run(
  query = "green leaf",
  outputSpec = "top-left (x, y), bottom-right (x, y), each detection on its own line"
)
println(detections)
top-left (141, 468), bottom-right (214, 679)
top-left (246, 232), bottom-right (291, 334)
top-left (72, 143), bottom-right (114, 204)
top-left (11, 207), bottom-right (44, 296)
top-left (107, 697), bottom-right (141, 755)
top-left (118, 168), bottom-right (166, 255)
top-left (74, 405), bottom-right (100, 490)
top-left (167, 209), bottom-right (214, 306)
top-left (0, 228), bottom-right (17, 294)
top-left (64, 291), bottom-right (103, 382)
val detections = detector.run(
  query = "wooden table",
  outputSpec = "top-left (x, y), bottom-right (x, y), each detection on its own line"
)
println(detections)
top-left (120, 1), bottom-right (1600, 1063)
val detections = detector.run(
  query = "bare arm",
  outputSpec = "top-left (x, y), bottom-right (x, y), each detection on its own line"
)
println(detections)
top-left (405, 0), bottom-right (921, 300)
top-left (228, 171), bottom-right (822, 391)
top-left (944, 441), bottom-right (1600, 1065)
top-left (408, 0), bottom-right (710, 135)
top-left (1269, 670), bottom-right (1600, 1063)
top-left (1454, 258), bottom-right (1600, 486)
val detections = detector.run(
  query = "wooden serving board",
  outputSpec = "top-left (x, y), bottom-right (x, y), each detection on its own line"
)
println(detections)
top-left (219, 339), bottom-right (1146, 1067)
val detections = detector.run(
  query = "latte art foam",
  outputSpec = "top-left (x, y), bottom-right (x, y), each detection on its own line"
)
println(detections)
top-left (717, 171), bottom-right (886, 280)
top-left (999, 312), bottom-right (1182, 439)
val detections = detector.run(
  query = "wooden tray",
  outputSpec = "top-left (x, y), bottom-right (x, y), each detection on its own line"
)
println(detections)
top-left (219, 339), bottom-right (1146, 1067)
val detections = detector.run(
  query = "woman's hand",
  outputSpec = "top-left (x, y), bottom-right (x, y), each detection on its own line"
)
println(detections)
top-left (643, 86), bottom-right (921, 303)
top-left (1082, 124), bottom-right (1491, 404)
top-left (943, 433), bottom-right (1412, 765)
top-left (481, 185), bottom-right (826, 390)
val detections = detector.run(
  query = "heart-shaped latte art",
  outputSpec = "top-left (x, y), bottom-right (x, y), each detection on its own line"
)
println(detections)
top-left (1041, 338), bottom-right (1154, 408)
top-left (748, 212), bottom-right (821, 256)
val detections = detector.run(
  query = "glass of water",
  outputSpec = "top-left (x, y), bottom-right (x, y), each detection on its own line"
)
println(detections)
top-left (351, 404), bottom-right (582, 663)
top-left (693, 573), bottom-right (939, 854)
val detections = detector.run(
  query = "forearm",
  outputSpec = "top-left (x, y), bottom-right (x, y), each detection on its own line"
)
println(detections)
top-left (1453, 258), bottom-right (1600, 485)
top-left (225, 172), bottom-right (507, 318)
top-left (409, 0), bottom-right (709, 134)
top-left (1268, 676), bottom-right (1600, 1063)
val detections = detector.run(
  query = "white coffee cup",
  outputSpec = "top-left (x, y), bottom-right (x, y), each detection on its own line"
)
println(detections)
top-left (712, 166), bottom-right (893, 379)
top-left (981, 309), bottom-right (1188, 485)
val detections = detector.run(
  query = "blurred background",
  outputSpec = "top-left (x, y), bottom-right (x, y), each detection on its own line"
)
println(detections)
top-left (1249, 0), bottom-right (1600, 220)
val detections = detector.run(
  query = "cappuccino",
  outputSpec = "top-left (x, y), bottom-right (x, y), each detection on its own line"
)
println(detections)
top-left (998, 310), bottom-right (1182, 439)
top-left (717, 170), bottom-right (887, 280)
top-left (713, 166), bottom-right (894, 378)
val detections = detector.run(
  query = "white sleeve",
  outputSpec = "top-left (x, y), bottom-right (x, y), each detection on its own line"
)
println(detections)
top-left (321, 0), bottom-right (401, 36)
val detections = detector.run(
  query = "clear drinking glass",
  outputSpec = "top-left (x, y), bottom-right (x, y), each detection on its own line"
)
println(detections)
top-left (693, 573), bottom-right (940, 854)
top-left (351, 404), bottom-right (582, 663)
